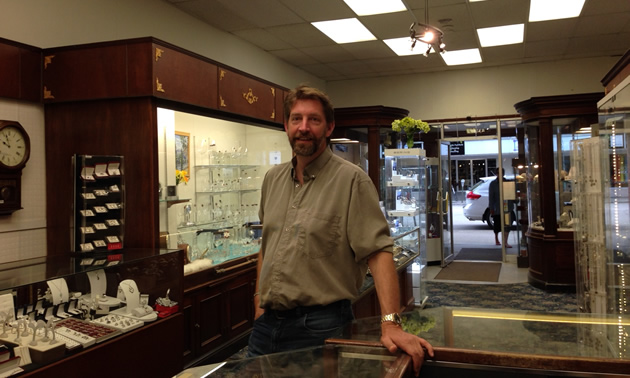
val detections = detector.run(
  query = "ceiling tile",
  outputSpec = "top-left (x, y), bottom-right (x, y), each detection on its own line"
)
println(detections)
top-left (233, 28), bottom-right (293, 50)
top-left (300, 45), bottom-right (356, 63)
top-left (215, 0), bottom-right (303, 28)
top-left (526, 19), bottom-right (579, 42)
top-left (342, 40), bottom-right (397, 60)
top-left (270, 49), bottom-right (319, 65)
top-left (468, 0), bottom-right (528, 29)
top-left (278, 0), bottom-right (355, 22)
top-left (266, 23), bottom-right (333, 48)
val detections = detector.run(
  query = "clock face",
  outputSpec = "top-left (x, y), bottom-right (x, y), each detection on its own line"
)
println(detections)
top-left (0, 125), bottom-right (29, 169)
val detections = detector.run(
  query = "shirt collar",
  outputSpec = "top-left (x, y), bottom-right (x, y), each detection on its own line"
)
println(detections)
top-left (291, 147), bottom-right (333, 182)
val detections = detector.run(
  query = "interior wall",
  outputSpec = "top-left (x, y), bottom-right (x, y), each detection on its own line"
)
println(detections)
top-left (0, 100), bottom-right (47, 263)
top-left (326, 57), bottom-right (614, 120)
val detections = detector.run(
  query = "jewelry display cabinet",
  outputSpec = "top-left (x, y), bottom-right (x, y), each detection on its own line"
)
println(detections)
top-left (515, 93), bottom-right (603, 291)
top-left (0, 248), bottom-right (184, 377)
top-left (72, 154), bottom-right (125, 254)
top-left (383, 148), bottom-right (428, 306)
top-left (572, 53), bottom-right (630, 359)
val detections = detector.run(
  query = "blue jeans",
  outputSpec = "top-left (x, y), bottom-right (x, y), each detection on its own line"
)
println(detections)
top-left (246, 300), bottom-right (354, 357)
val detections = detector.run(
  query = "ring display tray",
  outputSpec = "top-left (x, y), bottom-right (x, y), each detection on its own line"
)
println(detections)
top-left (54, 318), bottom-right (121, 347)
top-left (109, 307), bottom-right (158, 322)
top-left (91, 314), bottom-right (143, 333)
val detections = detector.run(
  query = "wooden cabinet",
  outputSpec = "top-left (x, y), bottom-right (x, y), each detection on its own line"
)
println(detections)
top-left (514, 93), bottom-right (603, 291)
top-left (183, 256), bottom-right (257, 367)
top-left (0, 37), bottom-right (41, 102)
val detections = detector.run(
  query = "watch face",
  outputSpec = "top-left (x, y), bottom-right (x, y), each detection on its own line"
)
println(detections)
top-left (0, 125), bottom-right (28, 168)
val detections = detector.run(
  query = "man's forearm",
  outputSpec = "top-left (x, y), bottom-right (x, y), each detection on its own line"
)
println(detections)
top-left (368, 251), bottom-right (401, 316)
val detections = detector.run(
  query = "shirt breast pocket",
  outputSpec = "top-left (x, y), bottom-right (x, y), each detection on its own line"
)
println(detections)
top-left (298, 212), bottom-right (341, 259)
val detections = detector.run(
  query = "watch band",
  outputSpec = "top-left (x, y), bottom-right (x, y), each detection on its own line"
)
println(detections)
top-left (380, 312), bottom-right (402, 325)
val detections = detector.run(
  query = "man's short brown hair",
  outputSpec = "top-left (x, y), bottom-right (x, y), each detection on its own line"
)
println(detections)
top-left (284, 85), bottom-right (334, 124)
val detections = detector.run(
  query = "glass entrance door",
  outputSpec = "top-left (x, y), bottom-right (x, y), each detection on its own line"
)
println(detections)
top-left (440, 141), bottom-right (455, 266)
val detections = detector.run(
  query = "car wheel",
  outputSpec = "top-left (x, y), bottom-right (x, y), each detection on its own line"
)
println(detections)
top-left (485, 209), bottom-right (494, 230)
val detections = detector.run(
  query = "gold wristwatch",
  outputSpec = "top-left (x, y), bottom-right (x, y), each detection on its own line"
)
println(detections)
top-left (380, 312), bottom-right (402, 325)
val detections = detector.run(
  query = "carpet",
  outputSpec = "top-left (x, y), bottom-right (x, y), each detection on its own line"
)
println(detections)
top-left (455, 247), bottom-right (502, 261)
top-left (433, 261), bottom-right (501, 282)
top-left (424, 281), bottom-right (577, 313)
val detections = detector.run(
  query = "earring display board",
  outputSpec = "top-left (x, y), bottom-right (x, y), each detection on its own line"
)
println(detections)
top-left (72, 155), bottom-right (125, 254)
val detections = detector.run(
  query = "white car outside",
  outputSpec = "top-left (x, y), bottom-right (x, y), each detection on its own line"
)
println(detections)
top-left (462, 175), bottom-right (513, 229)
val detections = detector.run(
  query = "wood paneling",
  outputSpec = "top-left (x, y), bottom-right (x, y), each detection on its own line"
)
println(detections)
top-left (45, 98), bottom-right (159, 255)
top-left (153, 44), bottom-right (218, 110)
top-left (218, 68), bottom-right (278, 122)
top-left (0, 38), bottom-right (41, 102)
top-left (43, 44), bottom-right (130, 101)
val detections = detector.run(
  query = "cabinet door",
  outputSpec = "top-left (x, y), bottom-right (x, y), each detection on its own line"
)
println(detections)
top-left (198, 285), bottom-right (227, 356)
top-left (225, 270), bottom-right (256, 338)
top-left (182, 294), bottom-right (196, 366)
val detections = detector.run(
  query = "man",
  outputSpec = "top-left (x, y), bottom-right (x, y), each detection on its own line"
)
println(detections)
top-left (489, 168), bottom-right (512, 247)
top-left (247, 85), bottom-right (434, 375)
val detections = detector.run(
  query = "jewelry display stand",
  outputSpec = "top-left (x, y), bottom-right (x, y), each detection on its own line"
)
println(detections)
top-left (81, 269), bottom-right (121, 309)
top-left (111, 279), bottom-right (157, 322)
top-left (46, 278), bottom-right (70, 306)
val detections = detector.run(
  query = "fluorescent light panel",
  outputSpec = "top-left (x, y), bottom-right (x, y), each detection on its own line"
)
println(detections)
top-left (384, 37), bottom-right (431, 56)
top-left (477, 24), bottom-right (524, 47)
top-left (312, 18), bottom-right (376, 44)
top-left (529, 0), bottom-right (586, 22)
top-left (441, 48), bottom-right (482, 66)
top-left (343, 0), bottom-right (407, 16)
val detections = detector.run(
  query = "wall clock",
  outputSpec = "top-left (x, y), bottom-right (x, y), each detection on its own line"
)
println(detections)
top-left (0, 121), bottom-right (31, 214)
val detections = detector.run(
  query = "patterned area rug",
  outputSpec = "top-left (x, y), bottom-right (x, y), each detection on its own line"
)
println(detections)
top-left (424, 281), bottom-right (577, 313)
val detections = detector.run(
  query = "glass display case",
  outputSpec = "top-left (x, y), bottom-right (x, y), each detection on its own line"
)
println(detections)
top-left (572, 59), bottom-right (630, 359)
top-left (515, 93), bottom-right (603, 290)
top-left (0, 248), bottom-right (183, 375)
top-left (383, 148), bottom-right (427, 306)
top-left (157, 109), bottom-right (292, 274)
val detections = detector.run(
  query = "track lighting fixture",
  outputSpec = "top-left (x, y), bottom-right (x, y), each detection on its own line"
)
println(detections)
top-left (407, 0), bottom-right (446, 54)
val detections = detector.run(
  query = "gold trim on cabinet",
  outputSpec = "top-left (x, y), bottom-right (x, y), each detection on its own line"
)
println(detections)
top-left (271, 87), bottom-right (275, 97)
top-left (155, 47), bottom-right (164, 62)
top-left (220, 96), bottom-right (226, 107)
top-left (156, 78), bottom-right (165, 93)
top-left (44, 55), bottom-right (55, 69)
top-left (219, 70), bottom-right (226, 80)
top-left (243, 88), bottom-right (258, 105)
top-left (43, 86), bottom-right (55, 99)
top-left (271, 110), bottom-right (275, 119)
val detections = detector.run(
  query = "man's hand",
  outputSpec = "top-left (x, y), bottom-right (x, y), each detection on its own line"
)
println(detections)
top-left (380, 323), bottom-right (434, 376)
top-left (254, 307), bottom-right (265, 320)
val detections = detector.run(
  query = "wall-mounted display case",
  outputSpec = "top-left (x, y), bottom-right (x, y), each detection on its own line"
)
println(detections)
top-left (157, 110), bottom-right (291, 274)
top-left (383, 148), bottom-right (427, 306)
top-left (72, 155), bottom-right (125, 254)
top-left (515, 93), bottom-right (603, 290)
top-left (0, 248), bottom-right (183, 377)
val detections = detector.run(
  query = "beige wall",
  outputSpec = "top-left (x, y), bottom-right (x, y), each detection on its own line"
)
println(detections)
top-left (327, 57), bottom-right (614, 120)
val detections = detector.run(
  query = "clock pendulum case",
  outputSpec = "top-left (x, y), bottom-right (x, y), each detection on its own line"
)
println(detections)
top-left (0, 121), bottom-right (31, 215)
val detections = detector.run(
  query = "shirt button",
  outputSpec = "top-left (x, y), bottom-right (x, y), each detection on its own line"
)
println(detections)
top-left (285, 228), bottom-right (290, 232)
top-left (295, 184), bottom-right (300, 188)
top-left (292, 205), bottom-right (297, 209)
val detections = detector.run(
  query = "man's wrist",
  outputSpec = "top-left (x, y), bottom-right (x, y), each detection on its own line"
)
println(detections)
top-left (380, 312), bottom-right (402, 326)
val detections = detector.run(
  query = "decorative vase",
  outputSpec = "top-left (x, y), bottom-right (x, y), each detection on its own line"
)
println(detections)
top-left (167, 185), bottom-right (178, 200)
top-left (406, 135), bottom-right (415, 148)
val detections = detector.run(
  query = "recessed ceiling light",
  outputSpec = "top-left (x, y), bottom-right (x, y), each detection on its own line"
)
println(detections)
top-left (529, 0), bottom-right (586, 22)
top-left (477, 24), bottom-right (524, 47)
top-left (343, 0), bottom-right (407, 16)
top-left (384, 37), bottom-right (431, 56)
top-left (312, 18), bottom-right (377, 44)
top-left (441, 48), bottom-right (482, 66)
